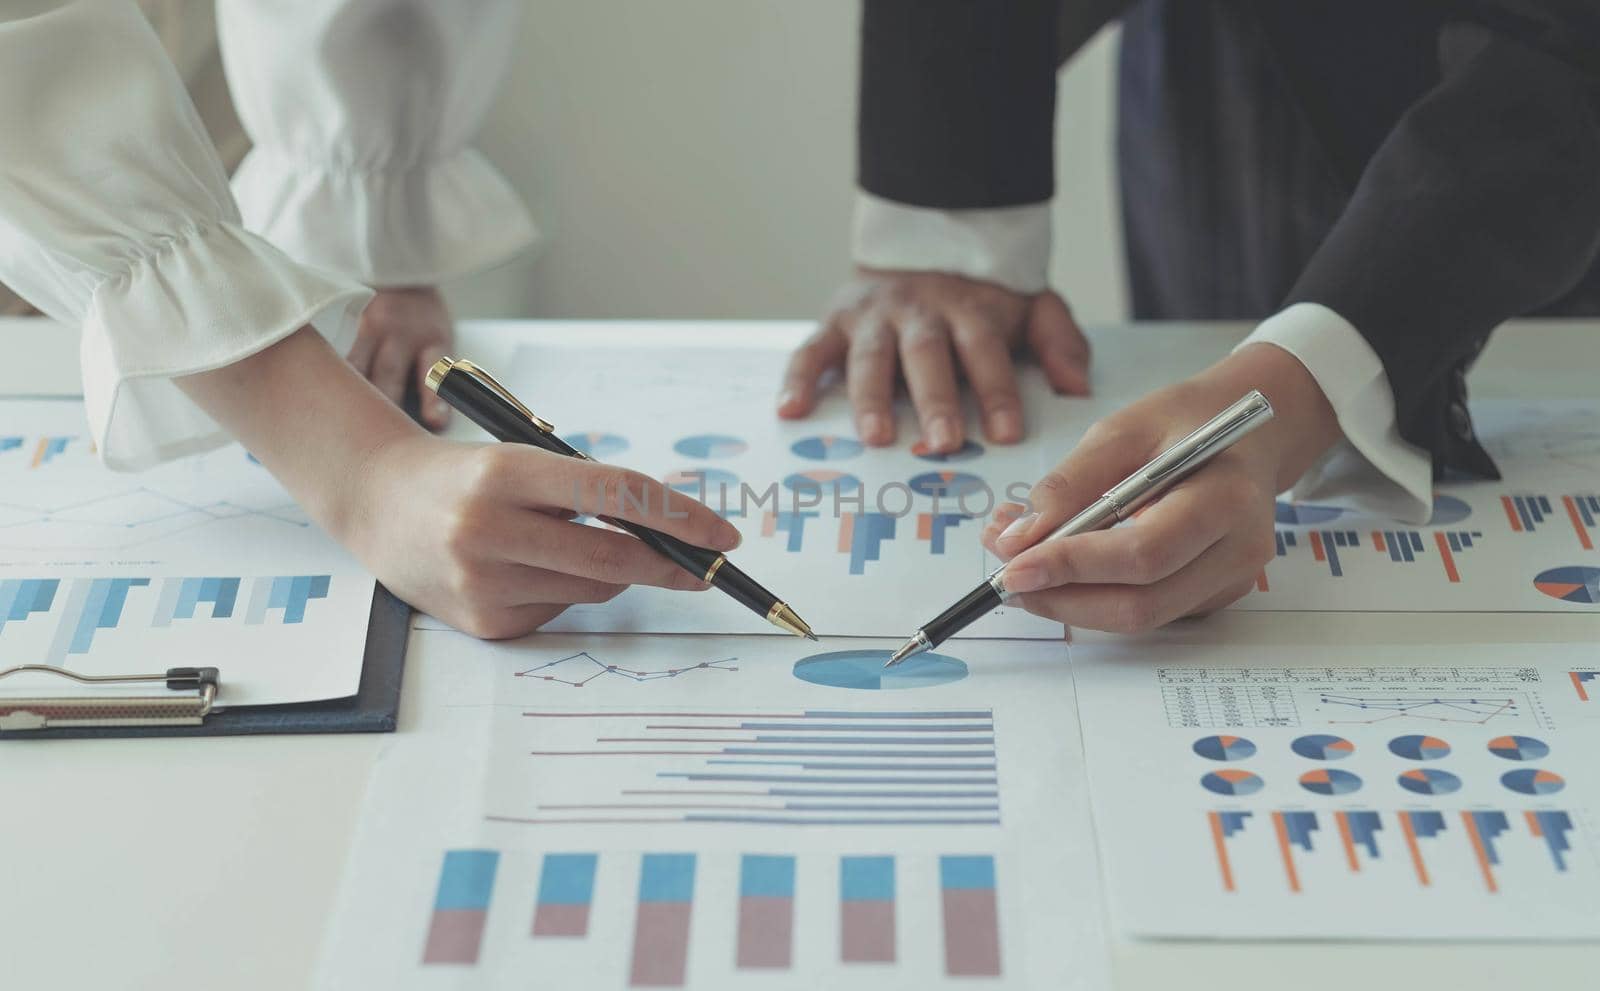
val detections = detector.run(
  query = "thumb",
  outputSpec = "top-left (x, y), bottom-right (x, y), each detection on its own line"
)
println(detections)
top-left (995, 419), bottom-right (1152, 556)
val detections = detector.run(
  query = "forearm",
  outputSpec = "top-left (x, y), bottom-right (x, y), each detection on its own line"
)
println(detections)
top-left (175, 326), bottom-right (424, 540)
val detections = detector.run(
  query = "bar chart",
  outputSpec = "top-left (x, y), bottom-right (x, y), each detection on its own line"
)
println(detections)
top-left (0, 434), bottom-right (79, 470)
top-left (419, 849), bottom-right (1005, 984)
top-left (485, 706), bottom-right (1002, 829)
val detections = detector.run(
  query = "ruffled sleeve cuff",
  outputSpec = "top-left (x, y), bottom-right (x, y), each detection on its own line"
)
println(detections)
top-left (231, 148), bottom-right (538, 287)
top-left (81, 221), bottom-right (372, 472)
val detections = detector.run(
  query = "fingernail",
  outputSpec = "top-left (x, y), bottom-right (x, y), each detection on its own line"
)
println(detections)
top-left (777, 389), bottom-right (799, 410)
top-left (860, 413), bottom-right (891, 444)
top-left (999, 512), bottom-right (1039, 545)
top-left (929, 417), bottom-right (957, 451)
top-left (990, 409), bottom-right (1021, 442)
top-left (715, 523), bottom-right (742, 551)
top-left (1004, 563), bottom-right (1046, 594)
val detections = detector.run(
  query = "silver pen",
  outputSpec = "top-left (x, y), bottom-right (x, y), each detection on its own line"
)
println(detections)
top-left (885, 390), bottom-right (1275, 666)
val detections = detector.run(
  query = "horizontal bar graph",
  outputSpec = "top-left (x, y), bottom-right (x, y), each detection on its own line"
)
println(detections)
top-left (421, 851), bottom-right (1003, 981)
top-left (502, 708), bottom-right (1001, 828)
top-left (151, 576), bottom-right (239, 627)
top-left (245, 574), bottom-right (329, 624)
top-left (1571, 670), bottom-right (1599, 702)
top-left (0, 578), bottom-right (57, 634)
top-left (838, 512), bottom-right (897, 575)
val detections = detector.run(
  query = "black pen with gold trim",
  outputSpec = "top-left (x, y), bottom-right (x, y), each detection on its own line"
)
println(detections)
top-left (426, 357), bottom-right (817, 639)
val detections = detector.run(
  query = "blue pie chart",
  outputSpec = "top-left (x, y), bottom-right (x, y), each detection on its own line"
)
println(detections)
top-left (1192, 735), bottom-right (1257, 761)
top-left (791, 435), bottom-right (863, 461)
top-left (1428, 493), bottom-right (1473, 525)
top-left (564, 432), bottom-right (629, 458)
top-left (1501, 769), bottom-right (1565, 795)
top-left (663, 468), bottom-right (740, 495)
top-left (783, 470), bottom-right (862, 497)
top-left (1274, 501), bottom-right (1346, 525)
top-left (674, 434), bottom-right (747, 459)
top-left (1398, 769), bottom-right (1461, 796)
top-left (792, 650), bottom-right (967, 690)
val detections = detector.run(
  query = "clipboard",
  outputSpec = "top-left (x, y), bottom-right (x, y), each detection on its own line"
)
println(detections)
top-left (0, 582), bottom-right (410, 739)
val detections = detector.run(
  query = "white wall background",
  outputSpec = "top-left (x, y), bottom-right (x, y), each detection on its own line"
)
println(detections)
top-left (449, 1), bottom-right (1127, 325)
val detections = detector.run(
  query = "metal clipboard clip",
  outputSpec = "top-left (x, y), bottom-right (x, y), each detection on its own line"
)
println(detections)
top-left (0, 665), bottom-right (219, 731)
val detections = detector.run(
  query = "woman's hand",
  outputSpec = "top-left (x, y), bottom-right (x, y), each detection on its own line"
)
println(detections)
top-left (178, 326), bottom-right (738, 639)
top-left (778, 267), bottom-right (1091, 452)
top-left (347, 286), bottom-right (455, 430)
top-left (981, 344), bottom-right (1344, 633)
top-left (345, 435), bottom-right (740, 638)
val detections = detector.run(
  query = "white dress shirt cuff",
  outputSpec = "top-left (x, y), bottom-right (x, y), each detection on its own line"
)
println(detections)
top-left (1238, 303), bottom-right (1434, 525)
top-left (851, 191), bottom-right (1052, 294)
top-left (232, 149), bottom-right (537, 287)
top-left (82, 222), bottom-right (371, 472)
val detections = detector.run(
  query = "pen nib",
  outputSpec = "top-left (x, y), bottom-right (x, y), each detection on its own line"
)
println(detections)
top-left (767, 602), bottom-right (817, 641)
top-left (884, 634), bottom-right (928, 668)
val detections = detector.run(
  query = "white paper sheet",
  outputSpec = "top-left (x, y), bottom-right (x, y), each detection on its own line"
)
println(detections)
top-left (1073, 640), bottom-right (1600, 940)
top-left (316, 631), bottom-right (1109, 989)
top-left (417, 335), bottom-right (1069, 639)
top-left (1238, 400), bottom-right (1600, 613)
top-left (0, 399), bottom-right (375, 707)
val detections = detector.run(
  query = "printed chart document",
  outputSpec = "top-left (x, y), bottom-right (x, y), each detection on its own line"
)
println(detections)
top-left (0, 399), bottom-right (375, 706)
top-left (317, 631), bottom-right (1108, 989)
top-left (1073, 641), bottom-right (1600, 939)
top-left (484, 334), bottom-right (1066, 640)
top-left (1240, 400), bottom-right (1600, 613)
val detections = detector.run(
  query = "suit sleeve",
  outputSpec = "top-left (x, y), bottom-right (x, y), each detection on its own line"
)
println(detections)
top-left (857, 0), bottom-right (1063, 208)
top-left (1286, 2), bottom-right (1600, 476)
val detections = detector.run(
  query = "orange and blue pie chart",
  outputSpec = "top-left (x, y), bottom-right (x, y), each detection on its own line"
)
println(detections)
top-left (1201, 769), bottom-right (1263, 796)
top-left (1192, 735), bottom-right (1256, 761)
top-left (1533, 566), bottom-right (1600, 604)
top-left (908, 471), bottom-right (988, 499)
top-left (912, 439), bottom-right (984, 462)
top-left (791, 435), bottom-right (863, 461)
top-left (564, 432), bottom-right (629, 458)
top-left (673, 434), bottom-right (747, 459)
top-left (1487, 735), bottom-right (1549, 761)
top-left (1389, 734), bottom-right (1451, 760)
top-left (1398, 768), bottom-right (1461, 795)
top-left (1501, 768), bottom-right (1565, 795)
top-left (1299, 769), bottom-right (1362, 796)
top-left (1291, 734), bottom-right (1355, 760)
top-left (783, 470), bottom-right (861, 496)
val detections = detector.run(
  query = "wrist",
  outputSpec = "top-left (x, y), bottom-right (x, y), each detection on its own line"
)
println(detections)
top-left (1197, 343), bottom-right (1343, 489)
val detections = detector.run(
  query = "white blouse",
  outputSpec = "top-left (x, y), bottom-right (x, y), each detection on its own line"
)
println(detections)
top-left (219, 0), bottom-right (535, 285)
top-left (0, 0), bottom-right (534, 471)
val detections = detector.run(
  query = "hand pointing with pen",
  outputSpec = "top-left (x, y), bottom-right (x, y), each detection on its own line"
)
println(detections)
top-left (982, 345), bottom-right (1343, 634)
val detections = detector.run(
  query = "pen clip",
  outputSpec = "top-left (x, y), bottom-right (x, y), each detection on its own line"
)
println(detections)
top-left (453, 359), bottom-right (557, 434)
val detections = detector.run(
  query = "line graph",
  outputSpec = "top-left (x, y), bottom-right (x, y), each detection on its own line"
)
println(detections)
top-left (0, 487), bottom-right (310, 550)
top-left (514, 651), bottom-right (739, 688)
top-left (1314, 692), bottom-right (1526, 726)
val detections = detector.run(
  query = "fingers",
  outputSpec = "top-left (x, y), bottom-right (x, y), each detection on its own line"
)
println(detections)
top-left (1026, 291), bottom-right (1092, 396)
top-left (778, 321), bottom-right (848, 419)
top-left (369, 337), bottom-right (412, 408)
top-left (492, 449), bottom-right (743, 552)
top-left (416, 345), bottom-right (451, 430)
top-left (846, 317), bottom-right (899, 445)
top-left (346, 322), bottom-right (378, 377)
top-left (484, 512), bottom-right (714, 591)
top-left (999, 481), bottom-right (1229, 595)
top-left (897, 317), bottom-right (964, 452)
top-left (950, 314), bottom-right (1023, 444)
top-left (993, 419), bottom-right (1157, 557)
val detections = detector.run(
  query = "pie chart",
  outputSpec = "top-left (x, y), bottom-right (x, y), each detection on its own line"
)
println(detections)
top-left (1501, 768), bottom-right (1565, 795)
top-left (912, 439), bottom-right (984, 462)
top-left (791, 435), bottom-right (863, 461)
top-left (564, 431), bottom-right (629, 458)
top-left (1291, 734), bottom-right (1355, 760)
top-left (791, 649), bottom-right (967, 690)
top-left (1428, 493), bottom-right (1473, 525)
top-left (1533, 566), bottom-right (1600, 604)
top-left (1201, 769), bottom-right (1264, 796)
top-left (783, 470), bottom-right (862, 497)
top-left (908, 471), bottom-right (989, 499)
top-left (1299, 769), bottom-right (1362, 796)
top-left (673, 434), bottom-right (747, 459)
top-left (1274, 501), bottom-right (1345, 525)
top-left (1388, 734), bottom-right (1452, 760)
top-left (663, 468), bottom-right (740, 495)
top-left (1487, 735), bottom-right (1549, 761)
top-left (1192, 735), bottom-right (1257, 761)
top-left (1398, 769), bottom-right (1461, 796)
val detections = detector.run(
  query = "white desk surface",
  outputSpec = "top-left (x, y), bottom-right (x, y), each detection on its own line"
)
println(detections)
top-left (1, 316), bottom-right (1596, 989)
